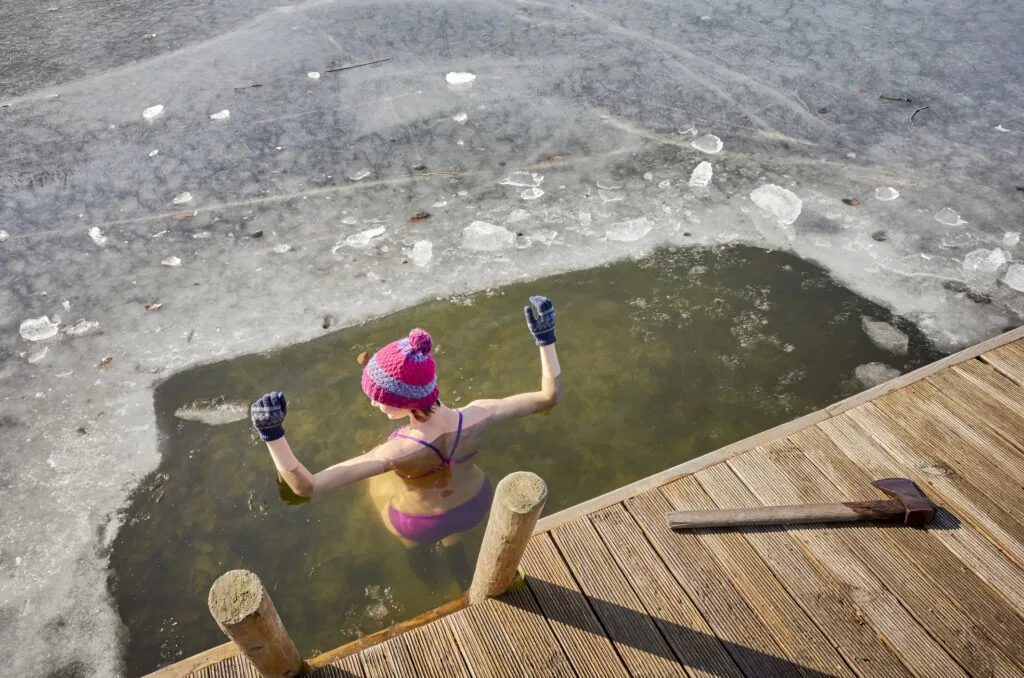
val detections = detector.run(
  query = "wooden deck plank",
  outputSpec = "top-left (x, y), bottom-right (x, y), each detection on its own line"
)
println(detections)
top-left (926, 369), bottom-right (1024, 464)
top-left (402, 621), bottom-right (470, 678)
top-left (551, 518), bottom-right (688, 677)
top-left (838, 404), bottom-right (1024, 565)
top-left (444, 602), bottom-right (523, 678)
top-left (871, 384), bottom-right (1024, 525)
top-left (589, 504), bottom-right (745, 678)
top-left (624, 488), bottom-right (805, 677)
top-left (804, 421), bottom-right (1024, 616)
top-left (521, 534), bottom-right (630, 677)
top-left (979, 341), bottom-right (1024, 385)
top-left (728, 447), bottom-right (969, 678)
top-left (488, 586), bottom-right (577, 677)
top-left (358, 643), bottom-right (397, 678)
top-left (756, 439), bottom-right (1024, 677)
top-left (692, 462), bottom-right (915, 678)
top-left (308, 652), bottom-right (365, 678)
top-left (659, 475), bottom-right (857, 678)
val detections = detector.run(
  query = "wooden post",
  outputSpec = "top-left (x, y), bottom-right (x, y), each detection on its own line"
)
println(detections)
top-left (469, 471), bottom-right (547, 604)
top-left (207, 569), bottom-right (306, 678)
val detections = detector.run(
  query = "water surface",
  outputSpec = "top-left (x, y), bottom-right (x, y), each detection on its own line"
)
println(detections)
top-left (111, 245), bottom-right (942, 674)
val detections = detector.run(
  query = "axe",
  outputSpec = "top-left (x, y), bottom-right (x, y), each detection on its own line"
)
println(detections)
top-left (668, 478), bottom-right (936, 530)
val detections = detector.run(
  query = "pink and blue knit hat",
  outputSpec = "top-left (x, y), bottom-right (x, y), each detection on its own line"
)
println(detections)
top-left (361, 328), bottom-right (439, 410)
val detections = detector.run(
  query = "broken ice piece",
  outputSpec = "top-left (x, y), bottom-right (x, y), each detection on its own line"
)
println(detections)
top-left (172, 192), bottom-right (193, 205)
top-left (27, 347), bottom-right (49, 364)
top-left (854, 362), bottom-right (901, 388)
top-left (142, 105), bottom-right (164, 121)
top-left (410, 240), bottom-right (433, 266)
top-left (161, 256), bottom-right (182, 267)
top-left (173, 399), bottom-right (250, 425)
top-left (348, 169), bottom-right (371, 181)
top-left (462, 221), bottom-right (513, 251)
top-left (934, 207), bottom-right (967, 226)
top-left (0, 230), bottom-right (8, 243)
top-left (149, 149), bottom-right (160, 158)
top-left (209, 110), bottom-right (230, 121)
top-left (445, 72), bottom-right (476, 85)
top-left (606, 217), bottom-right (652, 242)
top-left (1003, 232), bottom-right (1020, 248)
top-left (272, 244), bottom-right (292, 253)
top-left (88, 227), bottom-right (108, 247)
top-left (690, 134), bottom-right (723, 154)
top-left (750, 184), bottom-right (803, 225)
top-left (688, 161), bottom-right (713, 187)
top-left (62, 300), bottom-right (70, 311)
top-left (453, 112), bottom-right (468, 123)
top-left (1002, 264), bottom-right (1024, 291)
top-left (499, 172), bottom-right (543, 188)
top-left (962, 248), bottom-right (1008, 274)
top-left (343, 226), bottom-right (386, 248)
top-left (520, 187), bottom-right (544, 200)
top-left (307, 71), bottom-right (321, 80)
top-left (874, 186), bottom-right (899, 201)
top-left (19, 316), bottom-right (60, 341)
top-left (65, 319), bottom-right (100, 337)
top-left (861, 318), bottom-right (909, 355)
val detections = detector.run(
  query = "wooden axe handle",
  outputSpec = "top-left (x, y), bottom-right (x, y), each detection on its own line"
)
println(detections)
top-left (667, 498), bottom-right (905, 530)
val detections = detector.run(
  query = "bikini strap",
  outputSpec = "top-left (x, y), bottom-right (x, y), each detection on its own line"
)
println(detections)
top-left (389, 433), bottom-right (446, 464)
top-left (448, 410), bottom-right (464, 461)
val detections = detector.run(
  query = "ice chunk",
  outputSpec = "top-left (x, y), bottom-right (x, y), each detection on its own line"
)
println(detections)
top-left (209, 109), bottom-right (230, 121)
top-left (962, 248), bottom-right (1008, 274)
top-left (172, 192), bottom-right (193, 205)
top-left (19, 316), bottom-right (60, 341)
top-left (934, 207), bottom-right (967, 226)
top-left (1003, 232), bottom-right (1019, 248)
top-left (462, 221), bottom-right (514, 250)
top-left (142, 104), bottom-right (164, 121)
top-left (88, 227), bottom-right (108, 247)
top-left (861, 317), bottom-right (909, 355)
top-left (855, 362), bottom-right (901, 388)
top-left (272, 244), bottom-right (292, 253)
top-left (658, 179), bottom-right (671, 189)
top-left (64, 319), bottom-right (99, 337)
top-left (749, 184), bottom-right (803, 225)
top-left (453, 112), bottom-right (468, 123)
top-left (498, 172), bottom-right (543, 188)
top-left (688, 161), bottom-right (713, 187)
top-left (606, 217), bottom-right (652, 242)
top-left (691, 134), bottom-right (723, 154)
top-left (161, 256), bottom-right (182, 267)
top-left (27, 347), bottom-right (49, 364)
top-left (520, 187), bottom-right (544, 200)
top-left (174, 399), bottom-right (250, 425)
top-left (445, 72), bottom-right (476, 85)
top-left (0, 230), bottom-right (8, 242)
top-left (506, 209), bottom-right (530, 223)
top-left (343, 226), bottom-right (386, 248)
top-left (348, 169), bottom-right (371, 181)
top-left (410, 240), bottom-right (433, 266)
top-left (148, 149), bottom-right (160, 158)
top-left (307, 71), bottom-right (321, 80)
top-left (874, 187), bottom-right (900, 201)
top-left (1002, 264), bottom-right (1024, 291)
top-left (598, 189), bottom-right (623, 203)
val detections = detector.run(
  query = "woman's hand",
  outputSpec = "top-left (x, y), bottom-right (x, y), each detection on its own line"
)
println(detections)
top-left (524, 295), bottom-right (556, 346)
top-left (251, 391), bottom-right (287, 442)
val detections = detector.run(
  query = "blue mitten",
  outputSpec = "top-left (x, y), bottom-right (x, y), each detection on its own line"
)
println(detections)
top-left (251, 391), bottom-right (287, 442)
top-left (524, 295), bottom-right (556, 346)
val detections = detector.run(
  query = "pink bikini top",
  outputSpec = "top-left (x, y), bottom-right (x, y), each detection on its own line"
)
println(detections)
top-left (387, 410), bottom-right (476, 479)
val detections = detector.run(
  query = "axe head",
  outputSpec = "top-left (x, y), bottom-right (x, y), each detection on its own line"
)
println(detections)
top-left (872, 478), bottom-right (936, 527)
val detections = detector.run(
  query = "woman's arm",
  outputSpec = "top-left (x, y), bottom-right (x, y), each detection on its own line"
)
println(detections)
top-left (466, 296), bottom-right (564, 424)
top-left (252, 391), bottom-right (395, 498)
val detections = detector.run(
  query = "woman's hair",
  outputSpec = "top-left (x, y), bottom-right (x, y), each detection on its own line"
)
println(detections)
top-left (410, 399), bottom-right (440, 423)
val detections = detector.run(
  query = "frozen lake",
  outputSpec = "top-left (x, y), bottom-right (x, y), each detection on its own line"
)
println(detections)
top-left (1, 0), bottom-right (1022, 675)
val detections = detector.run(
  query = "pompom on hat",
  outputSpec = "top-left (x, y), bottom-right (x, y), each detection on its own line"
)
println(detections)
top-left (361, 328), bottom-right (439, 410)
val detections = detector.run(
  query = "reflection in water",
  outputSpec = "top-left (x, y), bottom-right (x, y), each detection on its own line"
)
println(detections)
top-left (111, 246), bottom-right (943, 675)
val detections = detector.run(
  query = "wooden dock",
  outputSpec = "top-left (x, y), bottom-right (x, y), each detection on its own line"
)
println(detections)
top-left (156, 328), bottom-right (1024, 678)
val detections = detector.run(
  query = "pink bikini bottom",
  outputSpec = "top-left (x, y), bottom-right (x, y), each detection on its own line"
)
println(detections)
top-left (388, 477), bottom-right (493, 544)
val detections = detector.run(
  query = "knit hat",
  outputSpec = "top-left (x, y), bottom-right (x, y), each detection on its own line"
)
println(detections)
top-left (361, 328), bottom-right (439, 410)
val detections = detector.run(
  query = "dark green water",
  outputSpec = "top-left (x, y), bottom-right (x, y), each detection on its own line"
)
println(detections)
top-left (111, 246), bottom-right (942, 675)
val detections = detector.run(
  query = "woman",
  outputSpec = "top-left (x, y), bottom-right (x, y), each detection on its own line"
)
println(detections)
top-left (250, 296), bottom-right (562, 556)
